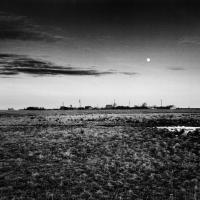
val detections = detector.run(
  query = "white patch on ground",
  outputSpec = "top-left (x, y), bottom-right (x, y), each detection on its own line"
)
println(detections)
top-left (157, 126), bottom-right (200, 134)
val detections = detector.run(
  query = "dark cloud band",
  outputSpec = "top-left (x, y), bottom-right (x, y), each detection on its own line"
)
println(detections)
top-left (0, 54), bottom-right (138, 77)
top-left (0, 54), bottom-right (113, 77)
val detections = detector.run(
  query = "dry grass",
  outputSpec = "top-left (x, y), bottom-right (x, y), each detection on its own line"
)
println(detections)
top-left (0, 110), bottom-right (200, 199)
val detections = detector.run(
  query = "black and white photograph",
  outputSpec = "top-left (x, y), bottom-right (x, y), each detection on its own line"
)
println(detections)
top-left (0, 0), bottom-right (200, 199)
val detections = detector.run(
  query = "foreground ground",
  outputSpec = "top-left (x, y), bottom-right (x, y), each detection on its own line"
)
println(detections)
top-left (0, 109), bottom-right (200, 200)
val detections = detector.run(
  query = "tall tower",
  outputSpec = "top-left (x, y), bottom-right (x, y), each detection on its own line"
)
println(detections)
top-left (113, 99), bottom-right (117, 107)
top-left (79, 99), bottom-right (82, 107)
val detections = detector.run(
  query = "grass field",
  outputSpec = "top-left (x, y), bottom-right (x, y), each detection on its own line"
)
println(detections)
top-left (0, 109), bottom-right (200, 200)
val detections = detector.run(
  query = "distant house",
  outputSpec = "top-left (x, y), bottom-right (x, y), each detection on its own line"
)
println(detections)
top-left (169, 105), bottom-right (176, 110)
top-left (85, 106), bottom-right (93, 110)
top-left (60, 105), bottom-right (74, 110)
top-left (8, 108), bottom-right (14, 111)
top-left (78, 107), bottom-right (84, 110)
top-left (153, 105), bottom-right (176, 110)
top-left (105, 105), bottom-right (113, 109)
top-left (25, 107), bottom-right (45, 110)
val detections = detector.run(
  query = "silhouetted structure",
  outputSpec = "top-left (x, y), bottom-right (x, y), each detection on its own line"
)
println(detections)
top-left (25, 107), bottom-right (45, 110)
top-left (85, 106), bottom-right (93, 110)
top-left (60, 106), bottom-right (73, 110)
top-left (23, 102), bottom-right (176, 111)
top-left (153, 105), bottom-right (175, 109)
top-left (105, 104), bottom-right (113, 109)
top-left (133, 102), bottom-right (149, 109)
top-left (115, 106), bottom-right (130, 109)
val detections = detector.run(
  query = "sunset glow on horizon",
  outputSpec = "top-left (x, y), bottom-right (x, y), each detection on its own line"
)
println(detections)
top-left (0, 0), bottom-right (200, 109)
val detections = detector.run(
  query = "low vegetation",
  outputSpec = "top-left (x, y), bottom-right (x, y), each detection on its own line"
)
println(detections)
top-left (0, 110), bottom-right (200, 199)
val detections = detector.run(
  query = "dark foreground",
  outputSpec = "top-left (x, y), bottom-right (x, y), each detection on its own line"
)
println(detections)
top-left (0, 110), bottom-right (200, 200)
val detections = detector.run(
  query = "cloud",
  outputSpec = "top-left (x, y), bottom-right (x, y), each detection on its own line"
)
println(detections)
top-left (120, 72), bottom-right (139, 76)
top-left (0, 12), bottom-right (63, 41)
top-left (0, 54), bottom-right (114, 77)
top-left (0, 54), bottom-right (138, 77)
top-left (167, 66), bottom-right (185, 71)
top-left (179, 36), bottom-right (200, 46)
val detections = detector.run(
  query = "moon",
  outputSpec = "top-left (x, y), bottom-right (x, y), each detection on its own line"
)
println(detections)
top-left (146, 57), bottom-right (151, 62)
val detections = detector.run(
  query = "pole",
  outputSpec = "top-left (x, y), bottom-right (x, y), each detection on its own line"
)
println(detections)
top-left (79, 99), bottom-right (81, 108)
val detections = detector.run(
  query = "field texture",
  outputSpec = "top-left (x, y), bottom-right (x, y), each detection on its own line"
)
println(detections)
top-left (0, 110), bottom-right (200, 200)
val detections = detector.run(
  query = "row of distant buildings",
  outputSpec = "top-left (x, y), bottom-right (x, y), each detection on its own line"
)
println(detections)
top-left (59, 102), bottom-right (176, 110)
top-left (8, 102), bottom-right (176, 111)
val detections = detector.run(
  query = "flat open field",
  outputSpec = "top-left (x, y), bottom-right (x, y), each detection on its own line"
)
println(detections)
top-left (0, 109), bottom-right (200, 200)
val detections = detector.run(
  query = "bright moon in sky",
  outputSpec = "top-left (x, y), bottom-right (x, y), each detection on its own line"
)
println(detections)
top-left (147, 57), bottom-right (151, 62)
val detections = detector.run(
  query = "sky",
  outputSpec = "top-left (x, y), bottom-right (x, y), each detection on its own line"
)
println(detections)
top-left (0, 0), bottom-right (200, 109)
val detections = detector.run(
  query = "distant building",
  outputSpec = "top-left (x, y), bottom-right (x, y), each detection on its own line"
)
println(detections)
top-left (153, 105), bottom-right (176, 110)
top-left (8, 108), bottom-right (14, 111)
top-left (105, 105), bottom-right (113, 109)
top-left (60, 106), bottom-right (70, 110)
top-left (25, 107), bottom-right (45, 110)
top-left (77, 107), bottom-right (84, 110)
top-left (85, 106), bottom-right (93, 110)
top-left (169, 105), bottom-right (176, 110)
top-left (105, 100), bottom-right (117, 109)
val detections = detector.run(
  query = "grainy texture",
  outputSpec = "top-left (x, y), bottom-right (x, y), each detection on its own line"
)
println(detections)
top-left (0, 110), bottom-right (200, 200)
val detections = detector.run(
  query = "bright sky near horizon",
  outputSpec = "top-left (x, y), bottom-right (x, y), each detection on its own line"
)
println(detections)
top-left (0, 0), bottom-right (200, 109)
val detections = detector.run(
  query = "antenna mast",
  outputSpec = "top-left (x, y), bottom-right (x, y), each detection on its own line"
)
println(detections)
top-left (79, 99), bottom-right (81, 108)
